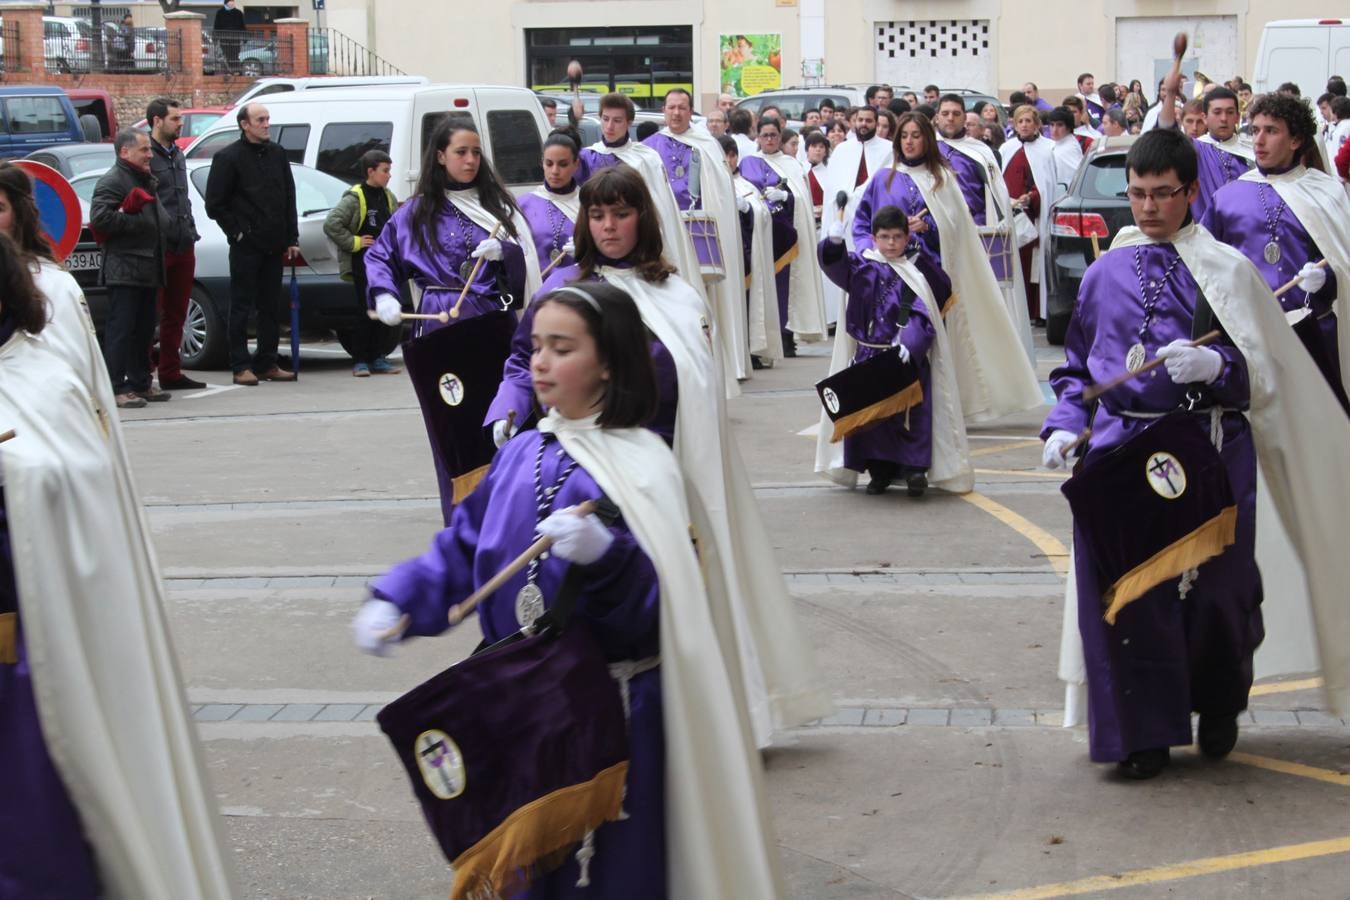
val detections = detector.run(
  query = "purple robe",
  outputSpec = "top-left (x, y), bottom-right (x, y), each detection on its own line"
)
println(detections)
top-left (852, 167), bottom-right (942, 265)
top-left (484, 264), bottom-right (679, 447)
top-left (1189, 138), bottom-right (1251, 223)
top-left (818, 241), bottom-right (949, 471)
top-left (519, 187), bottom-right (577, 273)
top-left (1034, 98), bottom-right (1055, 114)
top-left (738, 156), bottom-right (797, 324)
top-left (1042, 243), bottom-right (1262, 763)
top-left (577, 142), bottom-right (626, 184)
top-left (640, 133), bottom-right (696, 210)
top-left (362, 188), bottom-right (526, 338)
top-left (1203, 175), bottom-right (1340, 387)
top-left (938, 143), bottom-right (988, 226)
top-left (372, 431), bottom-right (665, 899)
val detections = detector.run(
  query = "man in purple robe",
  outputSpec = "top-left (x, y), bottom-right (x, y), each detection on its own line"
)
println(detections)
top-left (1042, 129), bottom-right (1261, 780)
top-left (1154, 78), bottom-right (1253, 222)
top-left (934, 95), bottom-right (989, 226)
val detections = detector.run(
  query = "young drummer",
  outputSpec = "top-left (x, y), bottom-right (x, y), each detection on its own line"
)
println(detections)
top-left (814, 205), bottom-right (972, 496)
top-left (353, 283), bottom-right (782, 899)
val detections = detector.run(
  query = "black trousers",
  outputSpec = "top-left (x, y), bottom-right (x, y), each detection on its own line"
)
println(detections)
top-left (103, 284), bottom-right (158, 393)
top-left (228, 244), bottom-right (283, 374)
top-left (348, 257), bottom-right (380, 364)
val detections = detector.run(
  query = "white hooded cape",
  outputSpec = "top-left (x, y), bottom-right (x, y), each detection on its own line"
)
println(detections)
top-left (750, 150), bottom-right (829, 340)
top-left (537, 412), bottom-right (783, 899)
top-left (529, 182), bottom-right (580, 224)
top-left (445, 189), bottom-right (543, 304)
top-left (813, 247), bottom-right (974, 493)
top-left (1001, 136), bottom-right (1059, 318)
top-left (733, 173), bottom-right (782, 362)
top-left (599, 266), bottom-right (834, 743)
top-left (892, 162), bottom-right (1044, 422)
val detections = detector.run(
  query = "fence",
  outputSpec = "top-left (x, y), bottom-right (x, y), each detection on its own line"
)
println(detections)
top-left (313, 28), bottom-right (406, 78)
top-left (44, 24), bottom-right (172, 75)
top-left (201, 29), bottom-right (296, 78)
top-left (0, 20), bottom-right (19, 74)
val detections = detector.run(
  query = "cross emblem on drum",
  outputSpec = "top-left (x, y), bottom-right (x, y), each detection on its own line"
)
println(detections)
top-left (438, 373), bottom-right (465, 407)
top-left (1145, 452), bottom-right (1187, 499)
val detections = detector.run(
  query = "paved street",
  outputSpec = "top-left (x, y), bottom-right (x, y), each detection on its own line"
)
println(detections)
top-left (119, 332), bottom-right (1349, 899)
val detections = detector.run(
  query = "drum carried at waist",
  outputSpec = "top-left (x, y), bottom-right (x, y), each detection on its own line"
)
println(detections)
top-left (682, 211), bottom-right (725, 284)
top-left (816, 345), bottom-right (923, 443)
top-left (977, 223), bottom-right (1016, 284)
top-left (1061, 413), bottom-right (1238, 625)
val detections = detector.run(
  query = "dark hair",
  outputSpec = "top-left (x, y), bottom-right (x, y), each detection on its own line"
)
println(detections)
top-left (1333, 96), bottom-right (1350, 121)
top-left (1317, 92), bottom-right (1337, 107)
top-left (1060, 95), bottom-right (1082, 111)
top-left (853, 105), bottom-right (877, 121)
top-left (924, 84), bottom-right (940, 94)
top-left (865, 85), bottom-right (881, 102)
top-left (1202, 87), bottom-right (1239, 114)
top-left (543, 128), bottom-right (581, 159)
top-left (728, 107), bottom-right (753, 135)
top-left (412, 116), bottom-right (520, 259)
top-left (360, 148), bottom-right (391, 177)
top-left (599, 92), bottom-right (636, 122)
top-left (756, 117), bottom-right (781, 136)
top-left (887, 97), bottom-right (911, 116)
top-left (877, 108), bottom-right (896, 136)
top-left (1277, 82), bottom-right (1301, 97)
top-left (1103, 108), bottom-right (1127, 128)
top-left (1008, 91), bottom-right (1029, 106)
top-left (887, 112), bottom-right (949, 190)
top-left (0, 162), bottom-right (55, 262)
top-left (914, 103), bottom-right (936, 121)
top-left (1045, 107), bottom-right (1075, 129)
top-left (804, 131), bottom-right (829, 154)
top-left (0, 232), bottom-right (47, 335)
top-left (145, 97), bottom-right (180, 129)
top-left (1077, 73), bottom-right (1094, 87)
top-left (664, 88), bottom-right (692, 105)
top-left (819, 99), bottom-right (836, 112)
top-left (1099, 83), bottom-right (1117, 105)
top-left (826, 119), bottom-right (847, 136)
top-left (1238, 82), bottom-right (1253, 93)
top-left (937, 93), bottom-right (965, 111)
top-left (236, 104), bottom-right (254, 128)
top-left (870, 204), bottom-right (909, 234)
top-left (1126, 128), bottom-right (1198, 185)
top-left (573, 166), bottom-right (675, 284)
top-left (539, 97), bottom-right (557, 110)
top-left (114, 127), bottom-right (145, 154)
top-left (635, 121), bottom-right (659, 141)
top-left (716, 133), bottom-right (738, 158)
top-left (1248, 93), bottom-right (1323, 170)
top-left (1329, 76), bottom-right (1348, 97)
top-left (534, 282), bottom-right (659, 429)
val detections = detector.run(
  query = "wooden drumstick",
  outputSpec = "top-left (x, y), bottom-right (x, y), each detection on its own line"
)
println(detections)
top-left (449, 222), bottom-right (505, 320)
top-left (0, 429), bottom-right (15, 444)
top-left (366, 310), bottom-right (451, 322)
top-left (1089, 232), bottom-right (1102, 260)
top-left (538, 247), bottom-right (569, 280)
top-left (1082, 329), bottom-right (1221, 402)
top-left (1273, 258), bottom-right (1329, 299)
top-left (447, 499), bottom-right (599, 626)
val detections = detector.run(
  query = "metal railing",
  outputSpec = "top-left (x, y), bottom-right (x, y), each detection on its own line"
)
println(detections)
top-left (202, 29), bottom-right (294, 78)
top-left (45, 24), bottom-right (170, 75)
top-left (0, 21), bottom-right (20, 74)
top-left (312, 28), bottom-right (405, 77)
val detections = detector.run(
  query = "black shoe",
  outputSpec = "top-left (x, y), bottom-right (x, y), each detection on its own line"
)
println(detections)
top-left (1197, 713), bottom-right (1239, 759)
top-left (1117, 747), bottom-right (1170, 780)
top-left (1032, 317), bottom-right (1047, 328)
top-left (160, 375), bottom-right (207, 390)
top-left (865, 475), bottom-right (892, 495)
top-left (905, 470), bottom-right (928, 497)
top-left (828, 323), bottom-right (838, 337)
top-left (751, 355), bottom-right (766, 370)
top-left (781, 329), bottom-right (797, 358)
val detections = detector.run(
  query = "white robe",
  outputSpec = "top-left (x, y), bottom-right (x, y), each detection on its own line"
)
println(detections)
top-left (1001, 135), bottom-right (1060, 318)
top-left (733, 173), bottom-right (782, 362)
top-left (750, 149), bottom-right (829, 340)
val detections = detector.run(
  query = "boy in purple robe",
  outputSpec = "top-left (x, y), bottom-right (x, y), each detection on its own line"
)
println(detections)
top-left (819, 205), bottom-right (951, 496)
top-left (1042, 129), bottom-right (1261, 780)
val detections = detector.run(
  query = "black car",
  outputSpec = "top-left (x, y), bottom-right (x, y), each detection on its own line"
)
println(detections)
top-left (1045, 135), bottom-right (1139, 345)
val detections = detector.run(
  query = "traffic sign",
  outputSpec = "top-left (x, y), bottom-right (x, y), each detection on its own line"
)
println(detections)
top-left (13, 160), bottom-right (83, 263)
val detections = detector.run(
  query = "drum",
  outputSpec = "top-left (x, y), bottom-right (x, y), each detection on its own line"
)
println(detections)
top-left (378, 623), bottom-right (629, 900)
top-left (401, 310), bottom-right (518, 507)
top-left (977, 223), bottom-right (1015, 284)
top-left (816, 346), bottom-right (923, 443)
top-left (683, 211), bottom-right (725, 283)
top-left (1061, 413), bottom-right (1238, 625)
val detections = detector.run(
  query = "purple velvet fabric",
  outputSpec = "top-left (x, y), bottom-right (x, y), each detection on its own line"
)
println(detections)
top-left (1189, 139), bottom-right (1251, 223)
top-left (853, 168), bottom-right (942, 264)
top-left (577, 144), bottom-right (625, 184)
top-left (372, 431), bottom-right (665, 898)
top-left (738, 156), bottom-right (797, 325)
top-left (519, 190), bottom-right (577, 274)
top-left (1042, 242), bottom-right (1263, 762)
top-left (938, 143), bottom-right (988, 226)
top-left (640, 134), bottom-right (696, 210)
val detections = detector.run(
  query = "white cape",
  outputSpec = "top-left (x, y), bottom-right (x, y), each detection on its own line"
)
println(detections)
top-left (823, 136), bottom-right (895, 253)
top-left (529, 183), bottom-right (580, 224)
top-left (599, 266), bottom-right (834, 743)
top-left (445, 189), bottom-right (542, 303)
top-left (538, 412), bottom-right (783, 899)
top-left (1001, 136), bottom-right (1059, 319)
top-left (894, 162), bottom-right (1044, 422)
top-left (733, 173), bottom-right (782, 362)
top-left (1, 316), bottom-right (235, 896)
top-left (1199, 131), bottom-right (1256, 163)
top-left (752, 150), bottom-right (829, 340)
top-left (813, 247), bottom-right (973, 493)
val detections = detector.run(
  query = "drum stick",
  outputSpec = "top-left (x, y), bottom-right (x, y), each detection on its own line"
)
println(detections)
top-left (366, 310), bottom-right (451, 322)
top-left (1089, 232), bottom-right (1102, 260)
top-left (449, 222), bottom-right (504, 320)
top-left (0, 429), bottom-right (14, 444)
top-left (538, 248), bottom-right (568, 280)
top-left (1082, 329), bottom-right (1222, 402)
top-left (446, 499), bottom-right (599, 626)
top-left (1273, 258), bottom-right (1329, 299)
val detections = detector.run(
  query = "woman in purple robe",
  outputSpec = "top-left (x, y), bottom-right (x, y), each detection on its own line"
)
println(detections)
top-left (365, 116), bottom-right (528, 335)
top-left (486, 166), bottom-right (683, 448)
top-left (818, 206), bottom-right (951, 496)
top-left (519, 130), bottom-right (582, 275)
top-left (853, 113), bottom-right (944, 264)
top-left (354, 284), bottom-right (668, 898)
top-left (737, 118), bottom-right (800, 356)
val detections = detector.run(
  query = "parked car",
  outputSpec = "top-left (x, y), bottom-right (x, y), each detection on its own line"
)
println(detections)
top-left (736, 85), bottom-right (871, 127)
top-left (131, 107), bottom-right (229, 149)
top-left (229, 74), bottom-right (429, 108)
top-left (65, 161), bottom-right (374, 369)
top-left (100, 22), bottom-right (167, 73)
top-left (24, 142), bottom-right (115, 178)
top-left (1044, 135), bottom-right (1139, 345)
top-left (236, 31), bottom-right (330, 78)
top-left (66, 87), bottom-right (117, 142)
top-left (0, 86), bottom-right (86, 157)
top-left (41, 16), bottom-right (94, 74)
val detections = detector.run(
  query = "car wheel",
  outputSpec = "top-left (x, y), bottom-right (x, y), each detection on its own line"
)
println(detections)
top-left (241, 59), bottom-right (263, 77)
top-left (335, 322), bottom-right (405, 361)
top-left (181, 286), bottom-right (228, 370)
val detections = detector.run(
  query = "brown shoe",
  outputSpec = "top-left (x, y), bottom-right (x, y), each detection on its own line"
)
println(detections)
top-left (115, 392), bottom-right (147, 409)
top-left (233, 369), bottom-right (259, 386)
top-left (258, 366), bottom-right (297, 382)
top-left (135, 386), bottom-right (172, 402)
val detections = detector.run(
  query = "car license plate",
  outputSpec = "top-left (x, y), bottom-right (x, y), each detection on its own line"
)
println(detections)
top-left (64, 249), bottom-right (103, 272)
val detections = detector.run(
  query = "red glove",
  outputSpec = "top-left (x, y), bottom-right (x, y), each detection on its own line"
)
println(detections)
top-left (120, 187), bottom-right (154, 215)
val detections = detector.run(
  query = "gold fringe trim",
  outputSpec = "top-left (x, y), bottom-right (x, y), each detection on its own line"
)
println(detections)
top-left (1102, 506), bottom-right (1238, 625)
top-left (451, 465), bottom-right (490, 505)
top-left (0, 612), bottom-right (16, 665)
top-left (941, 292), bottom-right (958, 318)
top-left (773, 243), bottom-right (799, 274)
top-left (449, 760), bottom-right (630, 900)
top-left (829, 381), bottom-right (925, 443)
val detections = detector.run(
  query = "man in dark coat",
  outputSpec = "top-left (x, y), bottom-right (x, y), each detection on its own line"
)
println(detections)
top-left (213, 0), bottom-right (246, 70)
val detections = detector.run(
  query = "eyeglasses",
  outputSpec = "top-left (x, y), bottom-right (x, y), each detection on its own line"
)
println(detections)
top-left (1125, 185), bottom-right (1189, 203)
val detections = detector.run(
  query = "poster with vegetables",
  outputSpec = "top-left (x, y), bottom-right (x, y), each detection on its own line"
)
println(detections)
top-left (720, 33), bottom-right (782, 97)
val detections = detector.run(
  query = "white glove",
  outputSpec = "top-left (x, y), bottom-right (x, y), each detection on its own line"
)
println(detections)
top-left (765, 188), bottom-right (790, 204)
top-left (825, 219), bottom-right (846, 243)
top-left (560, 238), bottom-right (575, 258)
top-left (890, 340), bottom-right (911, 363)
top-left (537, 507), bottom-right (614, 566)
top-left (736, 195), bottom-right (751, 214)
top-left (1041, 429), bottom-right (1079, 470)
top-left (491, 417), bottom-right (519, 448)
top-left (352, 598), bottom-right (403, 656)
top-left (470, 237), bottom-right (503, 261)
top-left (374, 293), bottom-right (403, 327)
top-left (1156, 339), bottom-right (1224, 385)
top-left (1297, 261), bottom-right (1327, 294)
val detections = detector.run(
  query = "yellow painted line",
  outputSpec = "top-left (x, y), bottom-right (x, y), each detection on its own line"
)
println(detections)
top-left (1226, 751), bottom-right (1350, 788)
top-left (975, 467), bottom-right (1070, 480)
top-left (969, 439), bottom-right (1043, 457)
top-left (960, 491), bottom-right (1069, 577)
top-left (1249, 677), bottom-right (1324, 697)
top-left (958, 835), bottom-right (1350, 900)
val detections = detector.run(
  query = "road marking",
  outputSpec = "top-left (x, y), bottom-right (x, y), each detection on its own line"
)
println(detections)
top-left (975, 467), bottom-right (1069, 480)
top-left (969, 439), bottom-right (1042, 457)
top-left (959, 835), bottom-right (1350, 899)
top-left (797, 421), bottom-right (821, 437)
top-left (176, 384), bottom-right (242, 400)
top-left (960, 491), bottom-right (1069, 577)
top-left (1249, 677), bottom-right (1324, 697)
top-left (1226, 751), bottom-right (1350, 788)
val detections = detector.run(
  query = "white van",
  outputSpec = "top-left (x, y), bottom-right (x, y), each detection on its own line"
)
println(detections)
top-left (1252, 19), bottom-right (1350, 95)
top-left (231, 75), bottom-right (430, 108)
top-left (186, 83), bottom-right (548, 196)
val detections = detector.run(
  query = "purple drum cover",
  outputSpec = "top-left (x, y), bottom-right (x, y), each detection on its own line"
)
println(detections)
top-left (684, 213), bottom-right (725, 282)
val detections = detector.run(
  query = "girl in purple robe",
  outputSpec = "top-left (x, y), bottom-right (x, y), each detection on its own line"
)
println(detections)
top-left (819, 206), bottom-right (951, 496)
top-left (853, 113), bottom-right (945, 265)
top-left (519, 130), bottom-right (582, 276)
top-left (354, 283), bottom-right (669, 899)
top-left (365, 116), bottom-right (528, 335)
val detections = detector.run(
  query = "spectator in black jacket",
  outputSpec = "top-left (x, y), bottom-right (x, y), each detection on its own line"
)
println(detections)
top-left (213, 0), bottom-right (245, 70)
top-left (204, 103), bottom-right (299, 385)
top-left (91, 128), bottom-right (167, 409)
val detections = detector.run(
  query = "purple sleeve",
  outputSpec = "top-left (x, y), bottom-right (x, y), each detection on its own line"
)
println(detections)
top-left (898, 297), bottom-right (936, 358)
top-left (852, 180), bottom-right (878, 251)
top-left (362, 205), bottom-right (408, 307)
top-left (572, 529), bottom-right (660, 644)
top-left (817, 237), bottom-right (858, 290)
top-left (484, 296), bottom-right (537, 426)
top-left (1041, 272), bottom-right (1096, 439)
top-left (499, 237), bottom-right (527, 305)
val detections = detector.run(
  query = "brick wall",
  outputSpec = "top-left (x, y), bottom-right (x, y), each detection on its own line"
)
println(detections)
top-left (8, 72), bottom-right (247, 125)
